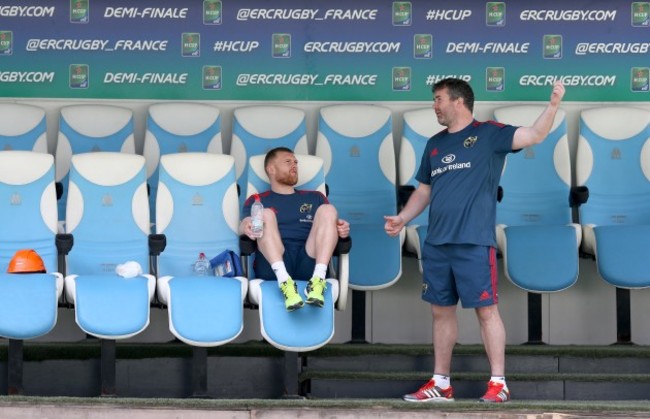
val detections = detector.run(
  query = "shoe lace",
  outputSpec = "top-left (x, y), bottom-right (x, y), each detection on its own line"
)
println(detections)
top-left (484, 381), bottom-right (504, 398)
top-left (281, 281), bottom-right (297, 297)
top-left (417, 380), bottom-right (436, 394)
top-left (309, 277), bottom-right (326, 293)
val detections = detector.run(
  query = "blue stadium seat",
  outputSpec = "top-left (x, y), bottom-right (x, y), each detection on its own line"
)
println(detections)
top-left (0, 151), bottom-right (63, 340)
top-left (577, 107), bottom-right (650, 288)
top-left (315, 104), bottom-right (401, 290)
top-left (399, 108), bottom-right (444, 272)
top-left (495, 106), bottom-right (581, 293)
top-left (245, 154), bottom-right (349, 352)
top-left (0, 103), bottom-right (48, 153)
top-left (155, 153), bottom-right (247, 347)
top-left (55, 105), bottom-right (135, 224)
top-left (230, 105), bottom-right (309, 209)
top-left (143, 103), bottom-right (222, 224)
top-left (63, 152), bottom-right (154, 340)
top-left (576, 106), bottom-right (650, 344)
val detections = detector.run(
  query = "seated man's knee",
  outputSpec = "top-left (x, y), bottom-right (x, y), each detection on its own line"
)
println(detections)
top-left (316, 204), bottom-right (338, 222)
top-left (262, 207), bottom-right (277, 224)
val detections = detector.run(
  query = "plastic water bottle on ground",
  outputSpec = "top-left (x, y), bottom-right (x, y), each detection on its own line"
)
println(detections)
top-left (193, 252), bottom-right (211, 276)
top-left (251, 196), bottom-right (264, 238)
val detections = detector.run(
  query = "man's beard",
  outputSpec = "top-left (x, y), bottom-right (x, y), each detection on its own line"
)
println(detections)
top-left (277, 172), bottom-right (298, 186)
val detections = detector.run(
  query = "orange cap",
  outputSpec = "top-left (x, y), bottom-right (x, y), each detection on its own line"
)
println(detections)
top-left (7, 249), bottom-right (46, 274)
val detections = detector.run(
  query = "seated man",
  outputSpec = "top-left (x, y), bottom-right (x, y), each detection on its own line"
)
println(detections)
top-left (239, 147), bottom-right (350, 311)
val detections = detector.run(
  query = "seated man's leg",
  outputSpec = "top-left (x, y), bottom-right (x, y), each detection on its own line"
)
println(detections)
top-left (256, 207), bottom-right (303, 311)
top-left (304, 204), bottom-right (339, 307)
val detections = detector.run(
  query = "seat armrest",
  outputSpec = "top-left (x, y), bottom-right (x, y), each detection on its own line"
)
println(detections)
top-left (239, 234), bottom-right (257, 256)
top-left (334, 236), bottom-right (352, 256)
top-left (570, 186), bottom-right (589, 207)
top-left (148, 234), bottom-right (166, 256)
top-left (56, 233), bottom-right (74, 255)
top-left (398, 185), bottom-right (415, 206)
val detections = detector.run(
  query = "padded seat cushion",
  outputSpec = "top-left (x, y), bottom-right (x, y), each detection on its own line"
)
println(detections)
top-left (167, 276), bottom-right (244, 346)
top-left (594, 225), bottom-right (650, 288)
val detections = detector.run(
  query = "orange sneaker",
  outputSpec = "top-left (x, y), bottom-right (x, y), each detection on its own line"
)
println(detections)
top-left (479, 380), bottom-right (511, 403)
top-left (403, 379), bottom-right (454, 402)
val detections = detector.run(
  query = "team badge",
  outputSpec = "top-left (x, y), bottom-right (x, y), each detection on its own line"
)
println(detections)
top-left (464, 136), bottom-right (478, 148)
top-left (300, 203), bottom-right (313, 213)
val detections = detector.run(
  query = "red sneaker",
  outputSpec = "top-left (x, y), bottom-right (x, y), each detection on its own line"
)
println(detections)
top-left (403, 379), bottom-right (454, 402)
top-left (479, 380), bottom-right (511, 403)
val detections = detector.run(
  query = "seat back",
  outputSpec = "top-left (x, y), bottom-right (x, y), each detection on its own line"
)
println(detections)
top-left (577, 107), bottom-right (650, 228)
top-left (0, 151), bottom-right (58, 272)
top-left (0, 103), bottom-right (48, 152)
top-left (245, 154), bottom-right (326, 200)
top-left (400, 108), bottom-right (444, 227)
top-left (55, 105), bottom-right (136, 222)
top-left (495, 106), bottom-right (572, 226)
top-left (156, 153), bottom-right (239, 277)
top-left (65, 152), bottom-right (149, 275)
top-left (230, 106), bottom-right (309, 208)
top-left (143, 103), bottom-right (222, 225)
top-left (316, 104), bottom-right (401, 290)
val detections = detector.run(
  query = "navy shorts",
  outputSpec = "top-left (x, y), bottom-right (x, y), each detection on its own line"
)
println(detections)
top-left (421, 243), bottom-right (498, 308)
top-left (254, 244), bottom-right (316, 280)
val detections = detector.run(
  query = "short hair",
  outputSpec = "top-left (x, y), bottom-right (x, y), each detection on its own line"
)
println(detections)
top-left (432, 78), bottom-right (475, 113)
top-left (264, 146), bottom-right (294, 174)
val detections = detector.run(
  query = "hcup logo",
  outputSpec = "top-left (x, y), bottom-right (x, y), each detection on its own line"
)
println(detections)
top-left (393, 2), bottom-right (412, 26)
top-left (631, 67), bottom-right (649, 92)
top-left (486, 2), bottom-right (506, 26)
top-left (69, 64), bottom-right (89, 89)
top-left (543, 35), bottom-right (562, 59)
top-left (631, 2), bottom-right (650, 26)
top-left (182, 33), bottom-right (200, 57)
top-left (272, 34), bottom-right (291, 58)
top-left (203, 0), bottom-right (222, 25)
top-left (203, 65), bottom-right (222, 90)
top-left (0, 31), bottom-right (12, 55)
top-left (414, 34), bottom-right (432, 59)
top-left (486, 67), bottom-right (505, 91)
top-left (392, 67), bottom-right (411, 91)
top-left (70, 0), bottom-right (89, 23)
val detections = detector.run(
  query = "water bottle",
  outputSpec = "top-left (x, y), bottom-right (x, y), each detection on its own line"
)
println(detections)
top-left (251, 196), bottom-right (264, 238)
top-left (193, 252), bottom-right (211, 276)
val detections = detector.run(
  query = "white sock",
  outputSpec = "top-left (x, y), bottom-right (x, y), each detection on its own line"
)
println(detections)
top-left (433, 374), bottom-right (450, 389)
top-left (313, 263), bottom-right (328, 280)
top-left (490, 376), bottom-right (507, 387)
top-left (271, 261), bottom-right (290, 284)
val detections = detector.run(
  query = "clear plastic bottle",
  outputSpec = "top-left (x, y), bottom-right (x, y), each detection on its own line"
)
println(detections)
top-left (250, 196), bottom-right (264, 238)
top-left (193, 252), bottom-right (211, 276)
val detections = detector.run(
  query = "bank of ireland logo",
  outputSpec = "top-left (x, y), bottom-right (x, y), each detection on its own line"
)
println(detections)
top-left (69, 64), bottom-right (89, 89)
top-left (0, 31), bottom-right (12, 56)
top-left (392, 67), bottom-right (411, 91)
top-left (631, 67), bottom-right (649, 91)
top-left (486, 67), bottom-right (505, 91)
top-left (631, 2), bottom-right (650, 27)
top-left (203, 65), bottom-right (222, 90)
top-left (543, 35), bottom-right (562, 59)
top-left (182, 33), bottom-right (200, 57)
top-left (70, 0), bottom-right (89, 23)
top-left (393, 2), bottom-right (412, 26)
top-left (441, 154), bottom-right (456, 164)
top-left (203, 0), bottom-right (222, 25)
top-left (486, 2), bottom-right (506, 27)
top-left (414, 34), bottom-right (432, 59)
top-left (272, 34), bottom-right (291, 58)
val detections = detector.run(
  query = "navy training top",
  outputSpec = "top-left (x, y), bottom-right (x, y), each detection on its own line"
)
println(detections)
top-left (415, 119), bottom-right (518, 247)
top-left (242, 190), bottom-right (329, 246)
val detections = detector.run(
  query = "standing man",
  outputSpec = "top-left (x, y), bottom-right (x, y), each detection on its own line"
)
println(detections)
top-left (385, 78), bottom-right (565, 402)
top-left (240, 147), bottom-right (350, 311)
